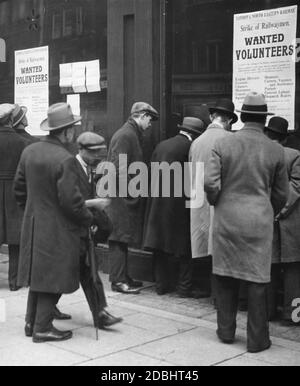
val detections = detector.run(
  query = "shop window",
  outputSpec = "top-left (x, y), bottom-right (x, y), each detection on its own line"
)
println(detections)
top-left (63, 8), bottom-right (73, 37)
top-left (0, 1), bottom-right (8, 26)
top-left (76, 7), bottom-right (83, 35)
top-left (52, 12), bottom-right (62, 39)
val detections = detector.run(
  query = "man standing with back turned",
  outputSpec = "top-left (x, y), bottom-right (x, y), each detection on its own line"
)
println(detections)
top-left (205, 92), bottom-right (289, 353)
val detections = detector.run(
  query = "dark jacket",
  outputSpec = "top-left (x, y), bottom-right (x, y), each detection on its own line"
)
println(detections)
top-left (15, 129), bottom-right (39, 145)
top-left (105, 118), bottom-right (146, 248)
top-left (0, 125), bottom-right (29, 245)
top-left (205, 123), bottom-right (289, 283)
top-left (14, 137), bottom-right (93, 294)
top-left (143, 134), bottom-right (192, 257)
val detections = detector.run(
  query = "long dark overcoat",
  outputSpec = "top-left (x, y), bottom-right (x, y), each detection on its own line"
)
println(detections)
top-left (14, 137), bottom-right (93, 294)
top-left (272, 147), bottom-right (300, 263)
top-left (0, 125), bottom-right (29, 245)
top-left (143, 134), bottom-right (192, 257)
top-left (105, 118), bottom-right (146, 248)
top-left (205, 123), bottom-right (289, 283)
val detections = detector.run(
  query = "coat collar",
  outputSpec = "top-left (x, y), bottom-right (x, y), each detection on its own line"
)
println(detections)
top-left (42, 135), bottom-right (70, 150)
top-left (0, 125), bottom-right (15, 133)
top-left (127, 117), bottom-right (144, 142)
top-left (206, 122), bottom-right (226, 131)
top-left (241, 122), bottom-right (265, 134)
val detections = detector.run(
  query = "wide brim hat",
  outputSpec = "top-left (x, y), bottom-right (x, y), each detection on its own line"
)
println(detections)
top-left (266, 116), bottom-right (289, 136)
top-left (131, 102), bottom-right (159, 121)
top-left (40, 102), bottom-right (81, 131)
top-left (209, 99), bottom-right (238, 124)
top-left (178, 116), bottom-right (205, 136)
top-left (0, 103), bottom-right (15, 120)
top-left (12, 105), bottom-right (27, 128)
top-left (236, 92), bottom-right (274, 116)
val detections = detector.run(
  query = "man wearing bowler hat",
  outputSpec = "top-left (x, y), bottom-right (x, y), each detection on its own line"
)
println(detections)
top-left (204, 92), bottom-right (289, 353)
top-left (265, 117), bottom-right (300, 325)
top-left (14, 103), bottom-right (95, 343)
top-left (12, 104), bottom-right (39, 145)
top-left (0, 103), bottom-right (28, 291)
top-left (106, 102), bottom-right (159, 294)
top-left (189, 99), bottom-right (238, 297)
top-left (143, 117), bottom-right (205, 297)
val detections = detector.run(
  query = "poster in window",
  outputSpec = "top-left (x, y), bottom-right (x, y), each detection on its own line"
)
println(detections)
top-left (15, 46), bottom-right (49, 136)
top-left (233, 5), bottom-right (298, 130)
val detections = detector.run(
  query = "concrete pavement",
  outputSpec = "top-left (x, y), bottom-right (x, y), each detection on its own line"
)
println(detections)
top-left (1, 253), bottom-right (300, 366)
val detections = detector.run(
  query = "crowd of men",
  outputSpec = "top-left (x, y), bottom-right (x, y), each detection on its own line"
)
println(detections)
top-left (0, 91), bottom-right (299, 353)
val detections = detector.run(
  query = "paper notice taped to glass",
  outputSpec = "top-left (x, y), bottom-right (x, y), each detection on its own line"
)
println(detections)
top-left (59, 63), bottom-right (73, 88)
top-left (72, 61), bottom-right (87, 93)
top-left (86, 59), bottom-right (101, 93)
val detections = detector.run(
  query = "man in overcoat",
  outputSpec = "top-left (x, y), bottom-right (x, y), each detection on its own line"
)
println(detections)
top-left (205, 92), bottom-right (289, 353)
top-left (106, 102), bottom-right (159, 294)
top-left (265, 117), bottom-right (300, 325)
top-left (189, 99), bottom-right (238, 297)
top-left (14, 103), bottom-right (94, 343)
top-left (143, 117), bottom-right (205, 296)
top-left (75, 131), bottom-right (122, 328)
top-left (0, 103), bottom-right (28, 291)
top-left (12, 104), bottom-right (39, 145)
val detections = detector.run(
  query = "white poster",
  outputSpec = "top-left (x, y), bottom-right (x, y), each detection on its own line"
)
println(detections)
top-left (233, 6), bottom-right (298, 130)
top-left (86, 59), bottom-right (101, 92)
top-left (72, 61), bottom-right (86, 93)
top-left (67, 94), bottom-right (80, 119)
top-left (15, 46), bottom-right (49, 136)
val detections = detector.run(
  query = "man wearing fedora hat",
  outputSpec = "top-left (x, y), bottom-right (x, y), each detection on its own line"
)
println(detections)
top-left (12, 104), bottom-right (39, 145)
top-left (265, 117), bottom-right (300, 326)
top-left (204, 92), bottom-right (289, 353)
top-left (143, 117), bottom-right (206, 297)
top-left (14, 103), bottom-right (96, 343)
top-left (189, 99), bottom-right (238, 297)
top-left (106, 101), bottom-right (159, 295)
top-left (0, 103), bottom-right (29, 292)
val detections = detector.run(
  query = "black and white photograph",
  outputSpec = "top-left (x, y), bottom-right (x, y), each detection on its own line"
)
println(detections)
top-left (0, 0), bottom-right (300, 369)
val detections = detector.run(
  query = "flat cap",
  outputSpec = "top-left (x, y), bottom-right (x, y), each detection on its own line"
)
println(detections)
top-left (77, 131), bottom-right (105, 150)
top-left (131, 102), bottom-right (159, 121)
top-left (0, 103), bottom-right (15, 120)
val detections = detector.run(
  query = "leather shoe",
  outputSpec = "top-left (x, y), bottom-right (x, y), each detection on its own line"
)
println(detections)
top-left (53, 306), bottom-right (72, 320)
top-left (217, 331), bottom-right (235, 344)
top-left (248, 340), bottom-right (272, 353)
top-left (111, 282), bottom-right (141, 294)
top-left (126, 277), bottom-right (143, 288)
top-left (32, 327), bottom-right (73, 343)
top-left (25, 322), bottom-right (33, 337)
top-left (97, 309), bottom-right (123, 329)
top-left (176, 289), bottom-right (210, 299)
top-left (9, 284), bottom-right (21, 292)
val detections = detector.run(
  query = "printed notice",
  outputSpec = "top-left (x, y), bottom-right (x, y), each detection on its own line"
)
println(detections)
top-left (15, 46), bottom-right (49, 136)
top-left (233, 5), bottom-right (298, 130)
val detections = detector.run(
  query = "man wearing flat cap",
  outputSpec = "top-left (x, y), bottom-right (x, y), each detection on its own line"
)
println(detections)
top-left (143, 117), bottom-right (205, 297)
top-left (189, 99), bottom-right (237, 298)
top-left (14, 103), bottom-right (96, 343)
top-left (204, 92), bottom-right (289, 353)
top-left (0, 103), bottom-right (29, 292)
top-left (106, 101), bottom-right (159, 294)
top-left (265, 117), bottom-right (300, 326)
top-left (75, 131), bottom-right (122, 329)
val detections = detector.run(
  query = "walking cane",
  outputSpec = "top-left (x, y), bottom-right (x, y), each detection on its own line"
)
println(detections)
top-left (87, 227), bottom-right (100, 341)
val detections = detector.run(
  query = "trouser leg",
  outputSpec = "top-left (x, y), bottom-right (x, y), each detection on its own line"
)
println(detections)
top-left (177, 256), bottom-right (193, 293)
top-left (25, 290), bottom-right (38, 324)
top-left (267, 264), bottom-right (281, 320)
top-left (282, 263), bottom-right (300, 321)
top-left (80, 254), bottom-right (107, 326)
top-left (247, 282), bottom-right (270, 352)
top-left (214, 275), bottom-right (239, 341)
top-left (153, 251), bottom-right (170, 293)
top-left (109, 241), bottom-right (128, 284)
top-left (33, 292), bottom-right (60, 333)
top-left (8, 244), bottom-right (19, 287)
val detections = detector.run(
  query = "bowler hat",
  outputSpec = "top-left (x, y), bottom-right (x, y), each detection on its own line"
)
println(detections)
top-left (77, 131), bottom-right (105, 150)
top-left (40, 103), bottom-right (81, 131)
top-left (178, 117), bottom-right (205, 136)
top-left (266, 116), bottom-right (289, 136)
top-left (12, 104), bottom-right (27, 128)
top-left (236, 92), bottom-right (274, 116)
top-left (184, 104), bottom-right (211, 129)
top-left (0, 103), bottom-right (15, 120)
top-left (209, 99), bottom-right (238, 124)
top-left (131, 102), bottom-right (159, 121)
